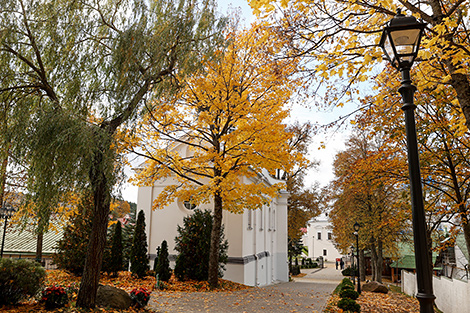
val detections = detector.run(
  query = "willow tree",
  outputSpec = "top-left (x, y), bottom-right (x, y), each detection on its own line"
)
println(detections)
top-left (0, 0), bottom-right (225, 308)
top-left (131, 22), bottom-right (307, 287)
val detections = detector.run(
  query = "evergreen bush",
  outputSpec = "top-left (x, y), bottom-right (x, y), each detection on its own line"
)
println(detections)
top-left (341, 277), bottom-right (354, 286)
top-left (107, 221), bottom-right (123, 276)
top-left (341, 284), bottom-right (354, 291)
top-left (153, 246), bottom-right (161, 272)
top-left (289, 265), bottom-right (301, 276)
top-left (52, 193), bottom-right (93, 275)
top-left (174, 209), bottom-right (228, 281)
top-left (122, 211), bottom-right (136, 270)
top-left (340, 288), bottom-right (359, 300)
top-left (0, 259), bottom-right (46, 305)
top-left (130, 210), bottom-right (150, 278)
top-left (337, 298), bottom-right (361, 312)
top-left (342, 266), bottom-right (359, 277)
top-left (155, 240), bottom-right (171, 281)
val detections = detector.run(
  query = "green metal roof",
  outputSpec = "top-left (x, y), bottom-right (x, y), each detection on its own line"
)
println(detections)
top-left (390, 254), bottom-right (415, 269)
top-left (1, 223), bottom-right (64, 256)
top-left (390, 253), bottom-right (438, 269)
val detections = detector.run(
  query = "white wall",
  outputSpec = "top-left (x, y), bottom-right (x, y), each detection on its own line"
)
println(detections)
top-left (137, 179), bottom-right (289, 287)
top-left (402, 270), bottom-right (470, 313)
top-left (306, 217), bottom-right (343, 261)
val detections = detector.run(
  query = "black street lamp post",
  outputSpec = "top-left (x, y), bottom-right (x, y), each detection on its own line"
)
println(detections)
top-left (0, 204), bottom-right (16, 258)
top-left (380, 10), bottom-right (435, 313)
top-left (353, 222), bottom-right (361, 294)
top-left (350, 244), bottom-right (355, 285)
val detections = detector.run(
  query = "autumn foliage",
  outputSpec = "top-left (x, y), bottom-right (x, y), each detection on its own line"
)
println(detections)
top-left (131, 21), bottom-right (307, 287)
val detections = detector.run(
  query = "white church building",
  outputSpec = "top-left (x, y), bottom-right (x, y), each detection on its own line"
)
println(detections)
top-left (303, 213), bottom-right (343, 262)
top-left (137, 169), bottom-right (289, 287)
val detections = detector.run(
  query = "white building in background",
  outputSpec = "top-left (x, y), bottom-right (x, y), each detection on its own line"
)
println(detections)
top-left (137, 165), bottom-right (289, 287)
top-left (305, 213), bottom-right (343, 262)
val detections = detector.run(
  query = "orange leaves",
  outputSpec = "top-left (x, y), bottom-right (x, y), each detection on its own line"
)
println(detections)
top-left (325, 291), bottom-right (420, 313)
top-left (0, 270), bottom-right (250, 312)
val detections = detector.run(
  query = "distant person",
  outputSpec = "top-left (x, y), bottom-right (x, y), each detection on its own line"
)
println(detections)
top-left (335, 258), bottom-right (339, 270)
top-left (340, 259), bottom-right (344, 270)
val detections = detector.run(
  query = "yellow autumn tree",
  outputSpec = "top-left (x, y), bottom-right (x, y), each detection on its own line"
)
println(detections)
top-left (354, 68), bottom-right (470, 263)
top-left (131, 22), bottom-right (307, 287)
top-left (328, 131), bottom-right (409, 282)
top-left (247, 0), bottom-right (470, 132)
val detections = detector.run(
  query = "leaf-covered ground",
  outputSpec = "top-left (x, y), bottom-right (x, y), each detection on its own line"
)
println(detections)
top-left (1, 270), bottom-right (424, 312)
top-left (324, 291), bottom-right (421, 313)
top-left (0, 270), bottom-right (249, 312)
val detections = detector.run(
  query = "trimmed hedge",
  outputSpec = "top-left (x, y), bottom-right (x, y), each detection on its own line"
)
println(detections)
top-left (342, 266), bottom-right (359, 277)
top-left (337, 298), bottom-right (361, 312)
top-left (340, 288), bottom-right (359, 300)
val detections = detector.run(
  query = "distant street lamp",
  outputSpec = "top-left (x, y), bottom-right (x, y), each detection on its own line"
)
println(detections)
top-left (379, 9), bottom-right (435, 313)
top-left (0, 204), bottom-right (16, 258)
top-left (350, 244), bottom-right (355, 285)
top-left (353, 222), bottom-right (361, 294)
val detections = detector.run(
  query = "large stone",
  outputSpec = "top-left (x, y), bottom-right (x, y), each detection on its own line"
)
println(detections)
top-left (362, 281), bottom-right (389, 294)
top-left (96, 285), bottom-right (133, 309)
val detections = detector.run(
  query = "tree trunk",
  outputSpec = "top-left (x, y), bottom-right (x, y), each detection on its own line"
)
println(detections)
top-left (76, 137), bottom-right (112, 308)
top-left (36, 231), bottom-right (43, 263)
top-left (377, 240), bottom-right (383, 283)
top-left (360, 249), bottom-right (366, 282)
top-left (208, 190), bottom-right (223, 288)
top-left (445, 60), bottom-right (470, 132)
top-left (0, 143), bottom-right (8, 206)
top-left (370, 240), bottom-right (377, 281)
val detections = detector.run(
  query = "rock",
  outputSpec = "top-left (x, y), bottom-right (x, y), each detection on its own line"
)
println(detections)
top-left (362, 281), bottom-right (389, 294)
top-left (96, 285), bottom-right (133, 309)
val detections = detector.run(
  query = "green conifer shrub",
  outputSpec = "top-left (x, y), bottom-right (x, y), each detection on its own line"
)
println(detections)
top-left (174, 209), bottom-right (228, 281)
top-left (340, 288), bottom-right (359, 300)
top-left (155, 240), bottom-right (171, 281)
top-left (122, 211), bottom-right (136, 270)
top-left (153, 246), bottom-right (161, 272)
top-left (106, 221), bottom-right (123, 276)
top-left (337, 298), bottom-right (361, 312)
top-left (130, 210), bottom-right (149, 278)
top-left (0, 259), bottom-right (46, 305)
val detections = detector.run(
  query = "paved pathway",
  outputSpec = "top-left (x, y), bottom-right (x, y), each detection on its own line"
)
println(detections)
top-left (149, 263), bottom-right (344, 313)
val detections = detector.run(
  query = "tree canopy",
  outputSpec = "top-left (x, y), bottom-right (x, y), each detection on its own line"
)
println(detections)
top-left (247, 0), bottom-right (470, 131)
top-left (131, 22), bottom-right (307, 287)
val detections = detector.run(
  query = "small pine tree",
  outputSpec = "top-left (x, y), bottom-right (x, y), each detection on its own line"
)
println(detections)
top-left (52, 193), bottom-right (93, 276)
top-left (107, 221), bottom-right (123, 276)
top-left (101, 227), bottom-right (113, 274)
top-left (174, 209), bottom-right (228, 281)
top-left (155, 240), bottom-right (171, 281)
top-left (153, 246), bottom-right (161, 272)
top-left (130, 210), bottom-right (149, 278)
top-left (122, 211), bottom-right (136, 270)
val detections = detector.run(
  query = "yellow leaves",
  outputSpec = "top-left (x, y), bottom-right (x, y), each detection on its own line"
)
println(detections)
top-left (132, 22), bottom-right (306, 216)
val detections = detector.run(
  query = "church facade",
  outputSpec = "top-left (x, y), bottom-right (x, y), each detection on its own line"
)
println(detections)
top-left (137, 169), bottom-right (289, 286)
